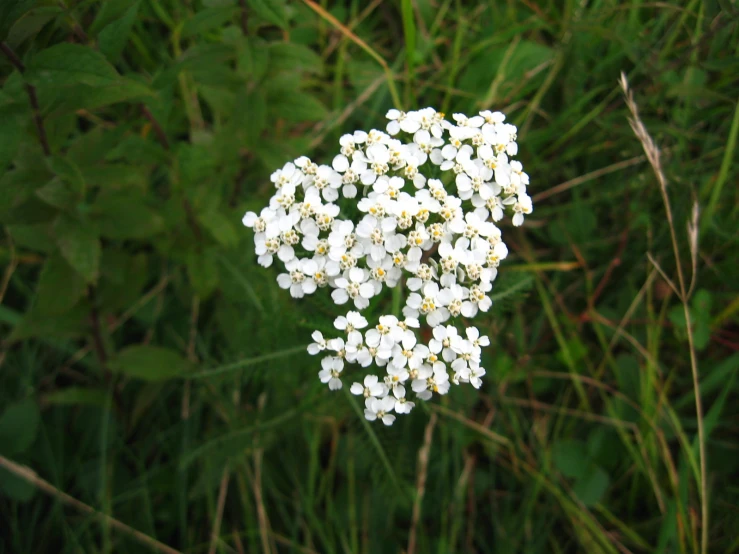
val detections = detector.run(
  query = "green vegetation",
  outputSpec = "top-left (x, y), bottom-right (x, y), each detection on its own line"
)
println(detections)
top-left (1, 0), bottom-right (737, 552)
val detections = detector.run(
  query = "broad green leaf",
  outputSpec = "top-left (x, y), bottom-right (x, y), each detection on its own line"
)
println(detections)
top-left (551, 439), bottom-right (590, 478)
top-left (110, 345), bottom-right (191, 381)
top-left (7, 223), bottom-right (53, 253)
top-left (35, 253), bottom-right (87, 315)
top-left (267, 42), bottom-right (322, 74)
top-left (197, 209), bottom-right (238, 247)
top-left (182, 6), bottom-right (237, 38)
top-left (35, 178), bottom-right (77, 209)
top-left (98, 2), bottom-right (139, 62)
top-left (90, 0), bottom-right (135, 33)
top-left (47, 79), bottom-right (153, 113)
top-left (6, 6), bottom-right (62, 48)
top-left (26, 43), bottom-right (120, 87)
top-left (0, 115), bottom-right (22, 171)
top-left (573, 465), bottom-right (609, 507)
top-left (92, 191), bottom-right (165, 239)
top-left (0, 398), bottom-right (40, 455)
top-left (0, 0), bottom-right (36, 39)
top-left (48, 155), bottom-right (85, 194)
top-left (247, 0), bottom-right (288, 29)
top-left (54, 215), bottom-right (101, 283)
top-left (0, 466), bottom-right (36, 502)
top-left (8, 298), bottom-right (89, 342)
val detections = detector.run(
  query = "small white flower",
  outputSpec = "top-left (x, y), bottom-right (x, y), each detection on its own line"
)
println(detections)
top-left (307, 331), bottom-right (327, 355)
top-left (350, 374), bottom-right (386, 398)
top-left (331, 267), bottom-right (375, 309)
top-left (318, 356), bottom-right (343, 390)
top-left (334, 311), bottom-right (368, 345)
top-left (364, 396), bottom-right (396, 425)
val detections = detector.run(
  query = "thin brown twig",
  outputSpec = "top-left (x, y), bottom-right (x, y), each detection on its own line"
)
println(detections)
top-left (407, 413), bottom-right (437, 554)
top-left (621, 72), bottom-right (707, 554)
top-left (140, 105), bottom-right (170, 150)
top-left (1, 42), bottom-right (51, 157)
top-left (208, 466), bottom-right (231, 554)
top-left (0, 455), bottom-right (182, 554)
top-left (237, 0), bottom-right (249, 35)
top-left (0, 229), bottom-right (18, 307)
top-left (532, 154), bottom-right (651, 202)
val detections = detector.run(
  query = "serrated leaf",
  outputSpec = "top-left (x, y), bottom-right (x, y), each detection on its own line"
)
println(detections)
top-left (267, 90), bottom-right (327, 122)
top-left (54, 216), bottom-right (101, 283)
top-left (246, 0), bottom-right (288, 29)
top-left (268, 42), bottom-right (322, 73)
top-left (0, 0), bottom-right (36, 40)
top-left (237, 37), bottom-right (269, 81)
top-left (182, 6), bottom-right (237, 38)
top-left (26, 43), bottom-right (120, 87)
top-left (92, 191), bottom-right (165, 239)
top-left (98, 2), bottom-right (139, 63)
top-left (35, 253), bottom-right (87, 315)
top-left (0, 399), bottom-right (40, 455)
top-left (110, 345), bottom-right (191, 381)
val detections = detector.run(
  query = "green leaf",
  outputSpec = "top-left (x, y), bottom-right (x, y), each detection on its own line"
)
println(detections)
top-left (197, 209), bottom-right (238, 247)
top-left (551, 439), bottom-right (590, 478)
top-left (267, 42), bottom-right (323, 74)
top-left (92, 191), bottom-right (165, 239)
top-left (26, 43), bottom-right (120, 87)
top-left (0, 399), bottom-right (40, 455)
top-left (267, 90), bottom-right (327, 122)
top-left (34, 177), bottom-right (78, 209)
top-left (43, 387), bottom-right (109, 408)
top-left (110, 345), bottom-right (191, 381)
top-left (573, 465), bottom-right (609, 507)
top-left (0, 0), bottom-right (36, 40)
top-left (98, 2), bottom-right (139, 63)
top-left (8, 301), bottom-right (89, 342)
top-left (6, 6), bottom-right (62, 48)
top-left (187, 248), bottom-right (220, 297)
top-left (54, 215), bottom-right (101, 283)
top-left (246, 0), bottom-right (288, 29)
top-left (35, 253), bottom-right (87, 315)
top-left (47, 78), bottom-right (153, 113)
top-left (48, 155), bottom-right (85, 193)
top-left (182, 6), bottom-right (237, 38)
top-left (237, 37), bottom-right (269, 81)
top-left (0, 465), bottom-right (36, 502)
top-left (0, 114), bottom-right (22, 172)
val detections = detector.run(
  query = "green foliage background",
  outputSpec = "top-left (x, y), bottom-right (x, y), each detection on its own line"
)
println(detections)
top-left (1, 0), bottom-right (738, 552)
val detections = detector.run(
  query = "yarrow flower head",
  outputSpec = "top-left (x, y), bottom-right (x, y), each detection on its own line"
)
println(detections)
top-left (243, 107), bottom-right (534, 425)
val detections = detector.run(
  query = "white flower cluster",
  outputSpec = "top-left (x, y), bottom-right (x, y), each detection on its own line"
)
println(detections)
top-left (243, 107), bottom-right (532, 425)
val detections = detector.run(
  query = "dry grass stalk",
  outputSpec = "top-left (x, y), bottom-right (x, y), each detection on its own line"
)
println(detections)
top-left (407, 412), bottom-right (438, 554)
top-left (0, 455), bottom-right (182, 554)
top-left (619, 72), bottom-right (707, 554)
